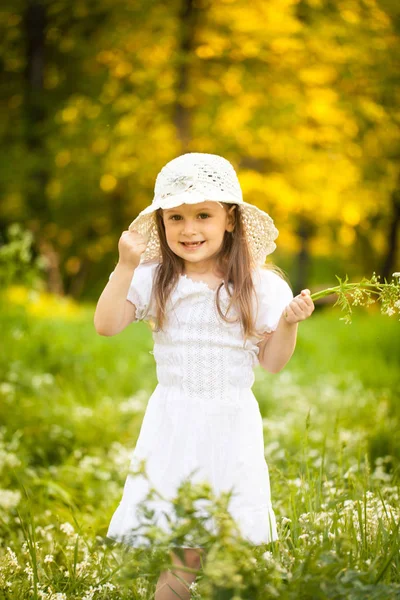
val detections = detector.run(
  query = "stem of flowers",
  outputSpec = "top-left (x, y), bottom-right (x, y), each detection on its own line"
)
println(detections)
top-left (308, 273), bottom-right (400, 324)
top-left (310, 282), bottom-right (388, 302)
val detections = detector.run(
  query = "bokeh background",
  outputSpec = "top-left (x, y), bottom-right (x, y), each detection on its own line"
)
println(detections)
top-left (1, 1), bottom-right (400, 598)
top-left (1, 0), bottom-right (399, 296)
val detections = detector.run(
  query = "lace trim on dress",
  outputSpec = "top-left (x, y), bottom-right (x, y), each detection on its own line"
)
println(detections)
top-left (171, 274), bottom-right (232, 304)
top-left (179, 274), bottom-right (226, 293)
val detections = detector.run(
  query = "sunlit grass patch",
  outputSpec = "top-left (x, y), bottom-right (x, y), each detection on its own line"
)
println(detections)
top-left (0, 302), bottom-right (399, 598)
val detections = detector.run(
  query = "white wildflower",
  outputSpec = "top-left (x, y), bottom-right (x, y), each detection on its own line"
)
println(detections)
top-left (323, 480), bottom-right (334, 488)
top-left (24, 564), bottom-right (34, 582)
top-left (0, 489), bottom-right (21, 510)
top-left (76, 558), bottom-right (91, 575)
top-left (79, 455), bottom-right (102, 471)
top-left (95, 470), bottom-right (111, 481)
top-left (371, 465), bottom-right (392, 482)
top-left (6, 547), bottom-right (20, 570)
top-left (60, 521), bottom-right (75, 536)
top-left (82, 586), bottom-right (97, 600)
top-left (44, 554), bottom-right (54, 563)
top-left (73, 405), bottom-right (93, 418)
top-left (288, 477), bottom-right (303, 488)
top-left (21, 541), bottom-right (29, 554)
top-left (298, 512), bottom-right (311, 523)
top-left (36, 523), bottom-right (55, 542)
top-left (0, 382), bottom-right (16, 396)
top-left (31, 373), bottom-right (55, 389)
top-left (108, 441), bottom-right (134, 469)
top-left (11, 328), bottom-right (24, 340)
top-left (343, 464), bottom-right (359, 478)
top-left (50, 424), bottom-right (73, 439)
top-left (119, 390), bottom-right (148, 414)
top-left (264, 440), bottom-right (280, 455)
top-left (343, 499), bottom-right (355, 508)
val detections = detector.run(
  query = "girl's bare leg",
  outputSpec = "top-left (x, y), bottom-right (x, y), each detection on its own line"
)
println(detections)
top-left (154, 548), bottom-right (205, 600)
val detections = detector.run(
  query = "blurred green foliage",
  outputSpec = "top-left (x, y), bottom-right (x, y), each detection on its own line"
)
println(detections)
top-left (0, 223), bottom-right (47, 292)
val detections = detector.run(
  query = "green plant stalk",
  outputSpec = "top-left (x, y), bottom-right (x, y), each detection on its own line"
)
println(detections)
top-left (310, 282), bottom-right (396, 302)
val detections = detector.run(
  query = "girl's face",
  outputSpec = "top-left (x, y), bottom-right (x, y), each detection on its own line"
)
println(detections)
top-left (162, 201), bottom-right (235, 268)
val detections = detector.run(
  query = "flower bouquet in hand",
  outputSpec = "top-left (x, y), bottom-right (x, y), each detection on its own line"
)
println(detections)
top-left (309, 272), bottom-right (400, 324)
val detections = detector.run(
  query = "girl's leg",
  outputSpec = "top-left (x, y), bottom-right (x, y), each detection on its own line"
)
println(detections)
top-left (155, 548), bottom-right (205, 600)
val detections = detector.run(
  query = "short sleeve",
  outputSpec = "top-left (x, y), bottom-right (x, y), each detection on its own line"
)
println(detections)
top-left (108, 261), bottom-right (158, 322)
top-left (253, 268), bottom-right (294, 334)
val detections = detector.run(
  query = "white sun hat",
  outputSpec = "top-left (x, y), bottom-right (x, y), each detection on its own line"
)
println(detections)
top-left (128, 152), bottom-right (279, 266)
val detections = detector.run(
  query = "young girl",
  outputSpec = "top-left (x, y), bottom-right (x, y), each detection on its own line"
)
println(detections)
top-left (94, 152), bottom-right (314, 599)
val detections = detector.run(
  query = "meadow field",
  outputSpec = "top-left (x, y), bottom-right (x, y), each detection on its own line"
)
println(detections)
top-left (2, 0), bottom-right (400, 596)
top-left (0, 294), bottom-right (399, 599)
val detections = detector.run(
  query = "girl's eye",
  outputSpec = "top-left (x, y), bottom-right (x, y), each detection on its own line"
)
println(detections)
top-left (169, 213), bottom-right (209, 220)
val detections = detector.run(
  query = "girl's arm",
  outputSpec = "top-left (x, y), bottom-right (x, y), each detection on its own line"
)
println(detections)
top-left (94, 229), bottom-right (149, 336)
top-left (94, 262), bottom-right (138, 336)
top-left (257, 288), bottom-right (314, 373)
top-left (257, 318), bottom-right (298, 373)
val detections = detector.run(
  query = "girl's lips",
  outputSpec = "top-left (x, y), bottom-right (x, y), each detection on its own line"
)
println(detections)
top-left (180, 240), bottom-right (205, 246)
top-left (180, 241), bottom-right (205, 248)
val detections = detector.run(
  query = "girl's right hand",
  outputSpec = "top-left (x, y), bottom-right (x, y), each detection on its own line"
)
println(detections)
top-left (283, 289), bottom-right (315, 324)
top-left (117, 229), bottom-right (149, 269)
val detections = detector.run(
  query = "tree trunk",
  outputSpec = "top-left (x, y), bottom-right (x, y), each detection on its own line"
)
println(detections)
top-left (381, 183), bottom-right (400, 281)
top-left (37, 240), bottom-right (64, 295)
top-left (24, 0), bottom-right (47, 209)
top-left (295, 216), bottom-right (315, 292)
top-left (174, 0), bottom-right (197, 150)
top-left (24, 1), bottom-right (64, 294)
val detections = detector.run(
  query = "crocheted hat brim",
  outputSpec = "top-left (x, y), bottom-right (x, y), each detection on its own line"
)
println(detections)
top-left (128, 193), bottom-right (279, 266)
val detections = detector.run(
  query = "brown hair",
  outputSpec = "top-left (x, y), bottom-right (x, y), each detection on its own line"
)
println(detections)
top-left (147, 203), bottom-right (290, 340)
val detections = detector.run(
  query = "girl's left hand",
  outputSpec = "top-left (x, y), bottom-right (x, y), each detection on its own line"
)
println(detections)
top-left (283, 289), bottom-right (315, 324)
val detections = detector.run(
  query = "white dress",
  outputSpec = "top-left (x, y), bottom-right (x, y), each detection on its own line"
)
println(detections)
top-left (106, 260), bottom-right (293, 548)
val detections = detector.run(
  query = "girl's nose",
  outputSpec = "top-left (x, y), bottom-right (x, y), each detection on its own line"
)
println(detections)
top-left (181, 219), bottom-right (197, 235)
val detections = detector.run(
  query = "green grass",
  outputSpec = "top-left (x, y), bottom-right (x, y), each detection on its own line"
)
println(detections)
top-left (0, 299), bottom-right (399, 599)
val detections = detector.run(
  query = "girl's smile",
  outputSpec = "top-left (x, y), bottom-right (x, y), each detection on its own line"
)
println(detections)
top-left (162, 201), bottom-right (235, 269)
top-left (179, 240), bottom-right (206, 250)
